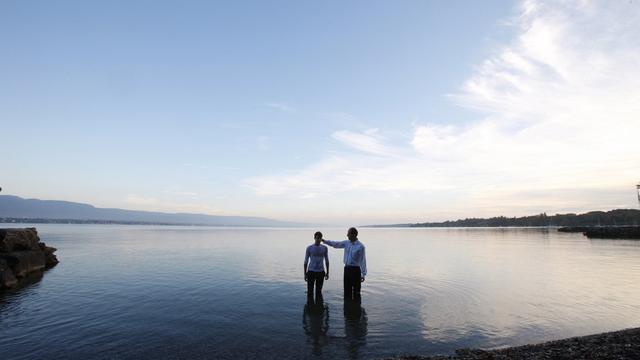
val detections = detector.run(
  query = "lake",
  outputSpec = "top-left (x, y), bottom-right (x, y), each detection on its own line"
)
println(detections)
top-left (1, 224), bottom-right (640, 359)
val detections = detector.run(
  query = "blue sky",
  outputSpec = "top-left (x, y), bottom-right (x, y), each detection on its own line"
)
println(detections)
top-left (2, 0), bottom-right (639, 224)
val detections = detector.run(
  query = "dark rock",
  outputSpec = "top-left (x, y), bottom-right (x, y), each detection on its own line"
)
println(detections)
top-left (0, 227), bottom-right (40, 252)
top-left (559, 226), bottom-right (640, 239)
top-left (584, 226), bottom-right (640, 239)
top-left (44, 246), bottom-right (59, 267)
top-left (42, 245), bottom-right (57, 254)
top-left (557, 226), bottom-right (594, 233)
top-left (1, 250), bottom-right (46, 278)
top-left (0, 258), bottom-right (18, 288)
top-left (0, 228), bottom-right (58, 289)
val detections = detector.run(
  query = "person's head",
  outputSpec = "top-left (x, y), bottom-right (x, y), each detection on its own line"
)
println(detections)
top-left (314, 231), bottom-right (323, 245)
top-left (347, 227), bottom-right (358, 242)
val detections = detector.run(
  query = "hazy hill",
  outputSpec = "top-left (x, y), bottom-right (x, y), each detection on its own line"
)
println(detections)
top-left (0, 195), bottom-right (302, 227)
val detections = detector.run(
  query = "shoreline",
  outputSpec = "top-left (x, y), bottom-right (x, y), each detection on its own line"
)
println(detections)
top-left (392, 327), bottom-right (640, 359)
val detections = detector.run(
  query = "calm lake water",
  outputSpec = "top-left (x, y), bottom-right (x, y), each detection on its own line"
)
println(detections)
top-left (2, 224), bottom-right (640, 359)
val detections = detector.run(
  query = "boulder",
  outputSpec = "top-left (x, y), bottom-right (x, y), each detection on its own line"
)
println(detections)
top-left (584, 226), bottom-right (640, 239)
top-left (0, 228), bottom-right (58, 289)
top-left (0, 258), bottom-right (18, 288)
top-left (0, 228), bottom-right (40, 252)
top-left (1, 251), bottom-right (46, 278)
top-left (43, 246), bottom-right (59, 267)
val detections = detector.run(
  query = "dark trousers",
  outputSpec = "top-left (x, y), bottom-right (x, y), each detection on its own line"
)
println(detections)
top-left (344, 266), bottom-right (361, 303)
top-left (307, 271), bottom-right (325, 305)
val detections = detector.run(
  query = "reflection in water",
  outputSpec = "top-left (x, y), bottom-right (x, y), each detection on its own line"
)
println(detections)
top-left (0, 270), bottom-right (44, 308)
top-left (344, 302), bottom-right (367, 359)
top-left (303, 303), bottom-right (330, 356)
top-left (302, 302), bottom-right (369, 358)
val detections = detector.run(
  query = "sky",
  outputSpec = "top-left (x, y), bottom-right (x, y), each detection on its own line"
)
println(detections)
top-left (1, 0), bottom-right (639, 225)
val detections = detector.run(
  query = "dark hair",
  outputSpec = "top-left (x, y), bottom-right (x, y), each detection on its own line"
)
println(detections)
top-left (314, 231), bottom-right (322, 238)
top-left (348, 227), bottom-right (358, 236)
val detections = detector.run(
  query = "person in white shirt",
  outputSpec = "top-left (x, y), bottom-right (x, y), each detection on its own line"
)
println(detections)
top-left (322, 227), bottom-right (367, 303)
top-left (304, 231), bottom-right (329, 305)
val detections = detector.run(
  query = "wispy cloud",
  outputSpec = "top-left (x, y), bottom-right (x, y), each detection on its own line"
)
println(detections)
top-left (331, 128), bottom-right (402, 157)
top-left (161, 190), bottom-right (199, 197)
top-left (245, 0), bottom-right (640, 219)
top-left (245, 156), bottom-right (353, 197)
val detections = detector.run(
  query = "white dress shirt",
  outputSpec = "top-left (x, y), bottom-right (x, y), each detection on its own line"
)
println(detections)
top-left (304, 244), bottom-right (328, 272)
top-left (323, 239), bottom-right (367, 277)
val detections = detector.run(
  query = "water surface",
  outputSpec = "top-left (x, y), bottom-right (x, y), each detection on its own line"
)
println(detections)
top-left (1, 224), bottom-right (640, 359)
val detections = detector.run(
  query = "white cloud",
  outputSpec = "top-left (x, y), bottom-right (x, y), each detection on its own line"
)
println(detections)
top-left (245, 156), bottom-right (353, 196)
top-left (331, 129), bottom-right (401, 157)
top-left (245, 0), bottom-right (640, 221)
top-left (161, 190), bottom-right (199, 197)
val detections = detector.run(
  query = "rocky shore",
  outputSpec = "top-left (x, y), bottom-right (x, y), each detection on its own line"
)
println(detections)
top-left (582, 226), bottom-right (640, 239)
top-left (558, 226), bottom-right (640, 239)
top-left (0, 228), bottom-right (58, 289)
top-left (391, 327), bottom-right (640, 359)
top-left (557, 226), bottom-right (593, 233)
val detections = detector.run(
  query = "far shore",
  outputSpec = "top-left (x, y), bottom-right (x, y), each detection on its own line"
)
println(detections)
top-left (390, 327), bottom-right (640, 359)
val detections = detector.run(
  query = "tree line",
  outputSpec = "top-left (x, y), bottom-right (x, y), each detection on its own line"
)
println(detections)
top-left (409, 209), bottom-right (640, 227)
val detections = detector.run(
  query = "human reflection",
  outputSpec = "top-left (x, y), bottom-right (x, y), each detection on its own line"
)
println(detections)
top-left (344, 302), bottom-right (367, 359)
top-left (302, 303), bottom-right (330, 356)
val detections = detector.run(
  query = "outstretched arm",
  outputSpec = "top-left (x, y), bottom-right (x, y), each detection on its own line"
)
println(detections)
top-left (322, 239), bottom-right (348, 248)
top-left (360, 246), bottom-right (367, 281)
top-left (303, 248), bottom-right (309, 281)
top-left (324, 249), bottom-right (330, 280)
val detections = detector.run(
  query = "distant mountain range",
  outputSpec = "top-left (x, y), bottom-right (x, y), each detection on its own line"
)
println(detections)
top-left (0, 195), bottom-right (303, 227)
top-left (368, 209), bottom-right (640, 228)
